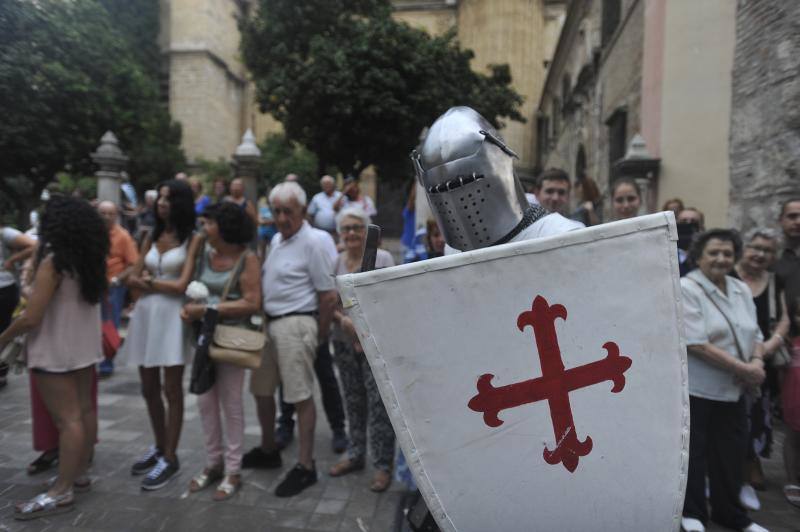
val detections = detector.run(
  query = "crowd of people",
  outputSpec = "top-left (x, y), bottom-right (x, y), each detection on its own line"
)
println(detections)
top-left (0, 166), bottom-right (798, 528)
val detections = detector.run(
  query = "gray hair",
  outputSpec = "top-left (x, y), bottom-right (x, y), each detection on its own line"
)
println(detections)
top-left (144, 189), bottom-right (158, 202)
top-left (743, 227), bottom-right (780, 246)
top-left (269, 181), bottom-right (307, 207)
top-left (336, 206), bottom-right (370, 233)
top-left (320, 175), bottom-right (335, 186)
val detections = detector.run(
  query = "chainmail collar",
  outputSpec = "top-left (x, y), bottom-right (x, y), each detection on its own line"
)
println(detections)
top-left (492, 204), bottom-right (549, 246)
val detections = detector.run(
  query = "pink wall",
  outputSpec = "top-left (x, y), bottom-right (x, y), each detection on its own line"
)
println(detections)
top-left (640, 0), bottom-right (666, 157)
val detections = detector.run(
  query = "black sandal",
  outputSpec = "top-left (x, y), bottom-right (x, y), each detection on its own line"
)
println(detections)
top-left (27, 450), bottom-right (59, 476)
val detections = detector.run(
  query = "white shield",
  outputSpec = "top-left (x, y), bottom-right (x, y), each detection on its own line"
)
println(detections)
top-left (336, 213), bottom-right (688, 532)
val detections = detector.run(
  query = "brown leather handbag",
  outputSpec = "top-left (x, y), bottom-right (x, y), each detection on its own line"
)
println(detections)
top-left (208, 251), bottom-right (266, 369)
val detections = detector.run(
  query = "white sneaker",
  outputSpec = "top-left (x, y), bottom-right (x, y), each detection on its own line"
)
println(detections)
top-left (740, 484), bottom-right (761, 511)
top-left (743, 522), bottom-right (768, 532)
top-left (681, 517), bottom-right (705, 532)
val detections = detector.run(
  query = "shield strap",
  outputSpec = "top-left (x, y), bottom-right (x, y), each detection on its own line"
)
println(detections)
top-left (493, 204), bottom-right (549, 246)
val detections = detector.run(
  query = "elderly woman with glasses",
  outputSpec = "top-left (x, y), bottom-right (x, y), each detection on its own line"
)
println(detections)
top-left (732, 227), bottom-right (790, 509)
top-left (680, 229), bottom-right (768, 532)
top-left (328, 206), bottom-right (396, 492)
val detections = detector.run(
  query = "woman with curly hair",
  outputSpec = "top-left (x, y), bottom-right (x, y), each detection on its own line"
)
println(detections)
top-left (121, 179), bottom-right (202, 490)
top-left (181, 202), bottom-right (261, 501)
top-left (0, 196), bottom-right (108, 520)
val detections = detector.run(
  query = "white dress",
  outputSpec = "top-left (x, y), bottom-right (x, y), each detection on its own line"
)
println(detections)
top-left (119, 239), bottom-right (190, 367)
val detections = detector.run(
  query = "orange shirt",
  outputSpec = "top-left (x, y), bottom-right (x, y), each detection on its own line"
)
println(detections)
top-left (106, 224), bottom-right (139, 281)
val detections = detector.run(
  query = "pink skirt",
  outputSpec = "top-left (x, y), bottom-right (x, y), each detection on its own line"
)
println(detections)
top-left (31, 368), bottom-right (98, 451)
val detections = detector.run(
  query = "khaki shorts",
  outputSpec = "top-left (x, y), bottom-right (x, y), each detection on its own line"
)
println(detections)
top-left (249, 315), bottom-right (318, 403)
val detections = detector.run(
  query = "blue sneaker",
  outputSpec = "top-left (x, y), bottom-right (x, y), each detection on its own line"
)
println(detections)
top-left (98, 359), bottom-right (114, 379)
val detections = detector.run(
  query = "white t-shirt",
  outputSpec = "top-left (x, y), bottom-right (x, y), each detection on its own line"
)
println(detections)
top-left (0, 227), bottom-right (23, 289)
top-left (308, 191), bottom-right (342, 232)
top-left (444, 213), bottom-right (584, 255)
top-left (262, 222), bottom-right (336, 316)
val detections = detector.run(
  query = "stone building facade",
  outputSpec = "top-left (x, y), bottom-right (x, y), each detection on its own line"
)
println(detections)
top-left (729, 0), bottom-right (800, 230)
top-left (160, 0), bottom-right (255, 162)
top-left (538, 0), bottom-right (738, 227)
top-left (395, 0), bottom-right (567, 181)
top-left (160, 0), bottom-right (567, 180)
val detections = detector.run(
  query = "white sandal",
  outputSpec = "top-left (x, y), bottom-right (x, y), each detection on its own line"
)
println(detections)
top-left (14, 491), bottom-right (74, 521)
top-left (213, 475), bottom-right (240, 501)
top-left (189, 467), bottom-right (223, 493)
top-left (784, 484), bottom-right (800, 509)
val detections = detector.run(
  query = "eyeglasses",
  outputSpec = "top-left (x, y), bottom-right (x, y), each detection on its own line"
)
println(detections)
top-left (340, 224), bottom-right (366, 234)
top-left (746, 244), bottom-right (775, 255)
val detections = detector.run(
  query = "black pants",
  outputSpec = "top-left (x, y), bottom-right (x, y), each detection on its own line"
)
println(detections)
top-left (683, 395), bottom-right (750, 529)
top-left (0, 284), bottom-right (20, 378)
top-left (278, 341), bottom-right (345, 432)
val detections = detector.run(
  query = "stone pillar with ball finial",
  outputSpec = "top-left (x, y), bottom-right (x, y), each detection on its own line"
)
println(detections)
top-left (91, 131), bottom-right (129, 205)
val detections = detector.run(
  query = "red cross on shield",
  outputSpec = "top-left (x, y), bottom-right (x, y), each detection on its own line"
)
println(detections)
top-left (467, 295), bottom-right (633, 472)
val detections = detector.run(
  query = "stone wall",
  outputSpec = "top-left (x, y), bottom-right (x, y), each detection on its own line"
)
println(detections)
top-left (729, 0), bottom-right (800, 230)
top-left (168, 51), bottom-right (245, 161)
top-left (540, 0), bottom-right (644, 216)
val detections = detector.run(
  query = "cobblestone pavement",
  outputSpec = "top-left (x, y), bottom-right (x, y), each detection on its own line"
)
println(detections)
top-left (1, 366), bottom-right (799, 531)
top-left (0, 368), bottom-right (403, 532)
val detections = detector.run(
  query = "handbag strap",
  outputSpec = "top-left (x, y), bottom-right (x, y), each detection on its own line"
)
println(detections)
top-left (687, 277), bottom-right (748, 361)
top-left (220, 250), bottom-right (249, 302)
top-left (767, 272), bottom-right (778, 323)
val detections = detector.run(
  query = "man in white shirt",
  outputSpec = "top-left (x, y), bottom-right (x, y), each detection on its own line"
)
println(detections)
top-left (246, 181), bottom-right (337, 497)
top-left (307, 175), bottom-right (342, 234)
top-left (272, 226), bottom-right (348, 455)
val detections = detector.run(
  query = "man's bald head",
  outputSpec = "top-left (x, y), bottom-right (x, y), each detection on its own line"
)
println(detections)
top-left (98, 201), bottom-right (119, 228)
top-left (320, 175), bottom-right (335, 194)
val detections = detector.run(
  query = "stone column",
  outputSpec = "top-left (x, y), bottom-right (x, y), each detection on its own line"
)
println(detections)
top-left (232, 128), bottom-right (261, 205)
top-left (91, 131), bottom-right (128, 205)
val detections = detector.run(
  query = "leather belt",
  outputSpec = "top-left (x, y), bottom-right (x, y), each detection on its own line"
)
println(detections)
top-left (266, 311), bottom-right (317, 321)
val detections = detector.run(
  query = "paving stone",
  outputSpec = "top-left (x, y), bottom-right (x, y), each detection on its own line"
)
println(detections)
top-left (0, 368), bottom-right (403, 531)
top-left (306, 511), bottom-right (342, 531)
top-left (314, 498), bottom-right (347, 515)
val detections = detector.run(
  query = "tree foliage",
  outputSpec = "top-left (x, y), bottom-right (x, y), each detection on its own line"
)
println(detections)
top-left (0, 0), bottom-right (184, 223)
top-left (241, 0), bottom-right (524, 180)
top-left (258, 133), bottom-right (320, 194)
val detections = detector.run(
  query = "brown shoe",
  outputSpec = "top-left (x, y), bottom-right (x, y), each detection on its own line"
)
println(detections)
top-left (328, 458), bottom-right (365, 477)
top-left (370, 469), bottom-right (391, 492)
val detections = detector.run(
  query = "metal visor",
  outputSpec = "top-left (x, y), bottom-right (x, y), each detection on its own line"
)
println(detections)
top-left (417, 141), bottom-right (526, 251)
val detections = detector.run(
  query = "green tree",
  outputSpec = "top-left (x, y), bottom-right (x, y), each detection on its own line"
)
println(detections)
top-left (258, 133), bottom-right (319, 194)
top-left (0, 0), bottom-right (184, 224)
top-left (241, 0), bottom-right (524, 181)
